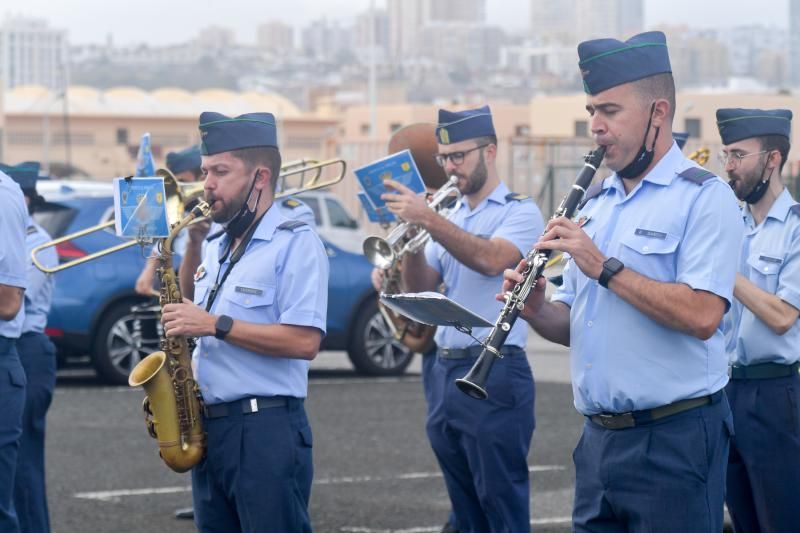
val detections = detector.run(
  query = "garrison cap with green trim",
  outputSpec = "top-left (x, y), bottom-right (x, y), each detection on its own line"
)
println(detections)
top-left (166, 145), bottom-right (201, 174)
top-left (436, 105), bottom-right (495, 145)
top-left (199, 112), bottom-right (278, 155)
top-left (578, 31), bottom-right (672, 95)
top-left (716, 108), bottom-right (793, 145)
top-left (0, 161), bottom-right (40, 191)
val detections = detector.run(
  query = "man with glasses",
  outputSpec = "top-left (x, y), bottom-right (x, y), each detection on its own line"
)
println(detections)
top-left (503, 32), bottom-right (743, 531)
top-left (716, 108), bottom-right (800, 532)
top-left (384, 105), bottom-right (544, 532)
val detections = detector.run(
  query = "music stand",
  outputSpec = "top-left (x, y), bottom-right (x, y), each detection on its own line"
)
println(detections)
top-left (379, 292), bottom-right (492, 338)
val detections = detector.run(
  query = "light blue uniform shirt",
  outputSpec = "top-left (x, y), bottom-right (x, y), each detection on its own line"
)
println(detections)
top-left (0, 174), bottom-right (29, 339)
top-left (728, 188), bottom-right (800, 366)
top-left (192, 202), bottom-right (329, 404)
top-left (22, 218), bottom-right (57, 334)
top-left (424, 182), bottom-right (544, 349)
top-left (553, 143), bottom-right (743, 415)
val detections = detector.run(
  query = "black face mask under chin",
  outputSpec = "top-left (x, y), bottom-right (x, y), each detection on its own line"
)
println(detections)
top-left (741, 159), bottom-right (773, 205)
top-left (618, 102), bottom-right (660, 180)
top-left (224, 169), bottom-right (263, 239)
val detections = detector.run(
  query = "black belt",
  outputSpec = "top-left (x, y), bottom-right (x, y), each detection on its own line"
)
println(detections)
top-left (588, 390), bottom-right (722, 430)
top-left (730, 361), bottom-right (800, 380)
top-left (203, 396), bottom-right (292, 419)
top-left (437, 345), bottom-right (523, 360)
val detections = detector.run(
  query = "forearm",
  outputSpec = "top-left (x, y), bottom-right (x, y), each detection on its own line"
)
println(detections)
top-left (218, 320), bottom-right (322, 360)
top-left (607, 268), bottom-right (724, 339)
top-left (401, 251), bottom-right (440, 292)
top-left (179, 243), bottom-right (203, 300)
top-left (734, 274), bottom-right (799, 335)
top-left (423, 212), bottom-right (515, 276)
top-left (526, 300), bottom-right (572, 346)
top-left (0, 286), bottom-right (23, 320)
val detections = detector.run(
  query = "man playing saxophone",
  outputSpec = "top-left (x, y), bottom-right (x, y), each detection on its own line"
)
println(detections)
top-left (387, 106), bottom-right (543, 532)
top-left (160, 111), bottom-right (329, 532)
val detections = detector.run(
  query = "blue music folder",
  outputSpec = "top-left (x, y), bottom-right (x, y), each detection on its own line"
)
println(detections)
top-left (113, 177), bottom-right (170, 239)
top-left (354, 149), bottom-right (426, 211)
top-left (357, 191), bottom-right (396, 224)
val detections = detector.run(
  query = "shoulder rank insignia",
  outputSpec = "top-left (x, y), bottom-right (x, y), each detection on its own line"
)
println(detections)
top-left (277, 219), bottom-right (308, 231)
top-left (790, 204), bottom-right (800, 217)
top-left (26, 225), bottom-right (38, 235)
top-left (505, 192), bottom-right (529, 202)
top-left (677, 167), bottom-right (715, 185)
top-left (194, 265), bottom-right (207, 282)
top-left (282, 198), bottom-right (301, 208)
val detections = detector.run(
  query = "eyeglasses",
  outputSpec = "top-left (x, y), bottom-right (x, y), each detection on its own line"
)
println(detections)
top-left (434, 143), bottom-right (490, 167)
top-left (717, 150), bottom-right (768, 168)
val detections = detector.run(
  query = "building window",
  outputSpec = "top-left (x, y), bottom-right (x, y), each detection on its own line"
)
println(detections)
top-left (685, 118), bottom-right (701, 139)
top-left (515, 125), bottom-right (530, 136)
top-left (116, 128), bottom-right (129, 145)
top-left (360, 123), bottom-right (370, 135)
top-left (574, 120), bottom-right (588, 138)
top-left (390, 123), bottom-right (402, 133)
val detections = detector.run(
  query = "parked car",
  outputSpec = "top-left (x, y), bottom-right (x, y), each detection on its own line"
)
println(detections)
top-left (34, 181), bottom-right (414, 384)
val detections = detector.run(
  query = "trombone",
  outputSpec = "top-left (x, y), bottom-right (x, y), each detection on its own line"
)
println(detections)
top-left (32, 158), bottom-right (347, 273)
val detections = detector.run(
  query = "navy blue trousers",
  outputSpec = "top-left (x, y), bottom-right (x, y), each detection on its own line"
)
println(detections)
top-left (13, 332), bottom-right (56, 533)
top-left (0, 338), bottom-right (26, 533)
top-left (426, 348), bottom-right (535, 533)
top-left (725, 374), bottom-right (800, 533)
top-left (192, 397), bottom-right (313, 533)
top-left (573, 392), bottom-right (733, 533)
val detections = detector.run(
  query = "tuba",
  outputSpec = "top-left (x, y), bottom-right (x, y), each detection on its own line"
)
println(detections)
top-left (362, 124), bottom-right (450, 353)
top-left (128, 198), bottom-right (210, 473)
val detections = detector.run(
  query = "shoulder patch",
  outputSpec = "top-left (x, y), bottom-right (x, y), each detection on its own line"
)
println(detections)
top-left (677, 167), bottom-right (716, 185)
top-left (282, 198), bottom-right (301, 208)
top-left (790, 204), bottom-right (800, 217)
top-left (505, 192), bottom-right (530, 202)
top-left (206, 229), bottom-right (225, 242)
top-left (26, 225), bottom-right (38, 235)
top-left (277, 219), bottom-right (308, 232)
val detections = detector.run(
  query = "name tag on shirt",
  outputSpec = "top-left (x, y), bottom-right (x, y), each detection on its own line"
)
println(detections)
top-left (634, 228), bottom-right (667, 239)
top-left (235, 286), bottom-right (264, 296)
top-left (758, 255), bottom-right (783, 264)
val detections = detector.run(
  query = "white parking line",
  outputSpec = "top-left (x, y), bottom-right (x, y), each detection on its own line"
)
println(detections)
top-left (340, 516), bottom-right (573, 532)
top-left (73, 465), bottom-right (565, 502)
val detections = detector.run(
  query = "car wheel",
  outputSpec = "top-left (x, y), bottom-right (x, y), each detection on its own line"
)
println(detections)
top-left (92, 301), bottom-right (162, 385)
top-left (347, 298), bottom-right (414, 376)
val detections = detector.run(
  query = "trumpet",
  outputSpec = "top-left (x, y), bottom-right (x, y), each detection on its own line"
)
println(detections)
top-left (31, 158), bottom-right (347, 273)
top-left (455, 146), bottom-right (606, 400)
top-left (362, 175), bottom-right (460, 270)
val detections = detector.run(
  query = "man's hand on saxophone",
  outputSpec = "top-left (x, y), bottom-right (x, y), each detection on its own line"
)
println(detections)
top-left (161, 300), bottom-right (216, 338)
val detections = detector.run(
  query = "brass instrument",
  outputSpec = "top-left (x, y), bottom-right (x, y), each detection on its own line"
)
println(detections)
top-left (688, 147), bottom-right (710, 166)
top-left (128, 201), bottom-right (210, 473)
top-left (31, 158), bottom-right (348, 273)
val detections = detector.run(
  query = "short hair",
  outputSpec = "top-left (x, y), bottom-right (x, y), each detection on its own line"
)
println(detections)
top-left (228, 146), bottom-right (282, 192)
top-left (759, 134), bottom-right (791, 173)
top-left (472, 135), bottom-right (498, 147)
top-left (631, 73), bottom-right (676, 121)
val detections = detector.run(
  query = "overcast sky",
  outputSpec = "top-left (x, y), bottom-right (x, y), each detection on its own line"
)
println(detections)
top-left (2, 0), bottom-right (789, 46)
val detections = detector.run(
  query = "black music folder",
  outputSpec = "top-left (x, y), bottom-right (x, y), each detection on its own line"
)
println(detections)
top-left (380, 292), bottom-right (493, 333)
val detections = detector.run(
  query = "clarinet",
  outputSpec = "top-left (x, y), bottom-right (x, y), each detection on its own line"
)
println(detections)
top-left (455, 146), bottom-right (606, 400)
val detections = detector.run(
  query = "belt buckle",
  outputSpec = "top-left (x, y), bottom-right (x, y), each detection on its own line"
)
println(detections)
top-left (597, 412), bottom-right (635, 429)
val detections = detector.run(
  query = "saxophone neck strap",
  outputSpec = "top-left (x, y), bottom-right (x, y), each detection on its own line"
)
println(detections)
top-left (205, 214), bottom-right (265, 312)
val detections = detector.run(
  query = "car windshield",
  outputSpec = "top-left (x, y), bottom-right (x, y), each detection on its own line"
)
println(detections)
top-left (32, 203), bottom-right (77, 239)
top-left (325, 198), bottom-right (358, 229)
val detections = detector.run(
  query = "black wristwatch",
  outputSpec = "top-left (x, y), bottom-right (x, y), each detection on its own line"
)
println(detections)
top-left (214, 315), bottom-right (234, 340)
top-left (598, 257), bottom-right (624, 289)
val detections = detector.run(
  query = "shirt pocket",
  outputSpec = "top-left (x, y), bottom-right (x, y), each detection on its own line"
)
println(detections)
top-left (619, 229), bottom-right (680, 282)
top-left (222, 282), bottom-right (277, 321)
top-left (746, 252), bottom-right (783, 293)
top-left (194, 282), bottom-right (211, 307)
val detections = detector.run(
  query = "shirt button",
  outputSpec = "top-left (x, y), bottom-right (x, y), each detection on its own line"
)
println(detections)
top-left (586, 363), bottom-right (592, 369)
top-left (245, 298), bottom-right (251, 304)
top-left (643, 246), bottom-right (650, 252)
top-left (587, 321), bottom-right (593, 327)
top-left (763, 267), bottom-right (769, 272)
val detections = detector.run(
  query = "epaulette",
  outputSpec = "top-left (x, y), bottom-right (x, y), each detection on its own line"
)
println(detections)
top-left (505, 192), bottom-right (530, 202)
top-left (282, 198), bottom-right (302, 209)
top-left (790, 204), bottom-right (800, 217)
top-left (277, 220), bottom-right (308, 231)
top-left (206, 229), bottom-right (225, 242)
top-left (677, 167), bottom-right (716, 185)
top-left (26, 225), bottom-right (38, 235)
top-left (578, 182), bottom-right (604, 209)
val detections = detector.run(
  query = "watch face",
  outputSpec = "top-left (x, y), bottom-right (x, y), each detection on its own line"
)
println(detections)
top-left (606, 257), bottom-right (624, 273)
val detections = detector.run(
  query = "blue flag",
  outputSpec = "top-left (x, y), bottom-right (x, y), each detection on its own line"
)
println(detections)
top-left (134, 132), bottom-right (156, 177)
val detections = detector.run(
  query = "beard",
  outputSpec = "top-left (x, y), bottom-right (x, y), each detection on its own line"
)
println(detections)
top-left (458, 151), bottom-right (488, 196)
top-left (206, 187), bottom-right (249, 224)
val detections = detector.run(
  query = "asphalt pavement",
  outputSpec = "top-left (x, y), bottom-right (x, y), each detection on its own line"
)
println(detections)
top-left (47, 335), bottom-right (583, 532)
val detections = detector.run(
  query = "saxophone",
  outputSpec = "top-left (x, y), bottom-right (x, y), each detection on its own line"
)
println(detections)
top-left (128, 201), bottom-right (209, 473)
